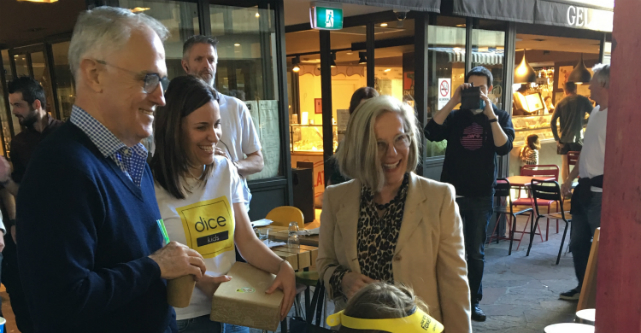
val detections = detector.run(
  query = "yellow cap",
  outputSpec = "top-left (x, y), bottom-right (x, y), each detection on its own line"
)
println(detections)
top-left (326, 307), bottom-right (444, 333)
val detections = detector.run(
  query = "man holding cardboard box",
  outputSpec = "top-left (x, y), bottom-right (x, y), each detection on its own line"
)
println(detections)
top-left (12, 7), bottom-right (207, 333)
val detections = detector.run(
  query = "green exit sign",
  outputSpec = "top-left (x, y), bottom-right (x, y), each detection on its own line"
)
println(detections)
top-left (310, 4), bottom-right (343, 30)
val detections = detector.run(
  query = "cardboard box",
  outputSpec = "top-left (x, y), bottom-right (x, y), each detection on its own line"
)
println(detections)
top-left (211, 262), bottom-right (284, 331)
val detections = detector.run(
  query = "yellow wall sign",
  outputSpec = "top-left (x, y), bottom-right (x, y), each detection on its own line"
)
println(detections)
top-left (177, 196), bottom-right (235, 259)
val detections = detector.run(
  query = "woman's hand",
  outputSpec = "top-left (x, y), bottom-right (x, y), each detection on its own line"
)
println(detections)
top-left (265, 261), bottom-right (296, 320)
top-left (196, 275), bottom-right (232, 300)
top-left (341, 272), bottom-right (376, 299)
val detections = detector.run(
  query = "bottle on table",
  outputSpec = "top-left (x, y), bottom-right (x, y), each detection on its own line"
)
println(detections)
top-left (287, 221), bottom-right (300, 250)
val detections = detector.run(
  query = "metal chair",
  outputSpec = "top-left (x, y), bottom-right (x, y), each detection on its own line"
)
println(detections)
top-left (526, 180), bottom-right (572, 265)
top-left (566, 151), bottom-right (581, 177)
top-left (488, 178), bottom-right (534, 255)
top-left (514, 164), bottom-right (560, 241)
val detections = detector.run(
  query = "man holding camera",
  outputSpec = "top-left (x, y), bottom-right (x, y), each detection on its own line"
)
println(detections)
top-left (424, 66), bottom-right (515, 322)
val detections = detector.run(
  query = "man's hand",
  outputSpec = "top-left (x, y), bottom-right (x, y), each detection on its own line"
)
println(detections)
top-left (341, 272), bottom-right (376, 299)
top-left (196, 275), bottom-right (232, 300)
top-left (265, 261), bottom-right (296, 320)
top-left (480, 92), bottom-right (496, 119)
top-left (557, 141), bottom-right (565, 150)
top-left (451, 83), bottom-right (474, 105)
top-left (0, 231), bottom-right (5, 252)
top-left (0, 157), bottom-right (11, 183)
top-left (148, 241), bottom-right (206, 280)
top-left (561, 180), bottom-right (573, 196)
top-left (10, 225), bottom-right (15, 244)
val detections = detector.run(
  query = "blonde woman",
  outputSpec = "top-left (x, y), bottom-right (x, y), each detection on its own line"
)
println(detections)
top-left (317, 95), bottom-right (471, 332)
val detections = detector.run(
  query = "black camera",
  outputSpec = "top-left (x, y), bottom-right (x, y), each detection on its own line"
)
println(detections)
top-left (461, 85), bottom-right (485, 110)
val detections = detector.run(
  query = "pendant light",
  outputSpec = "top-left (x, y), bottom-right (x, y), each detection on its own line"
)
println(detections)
top-left (514, 50), bottom-right (536, 83)
top-left (292, 56), bottom-right (301, 73)
top-left (358, 52), bottom-right (367, 65)
top-left (568, 53), bottom-right (592, 84)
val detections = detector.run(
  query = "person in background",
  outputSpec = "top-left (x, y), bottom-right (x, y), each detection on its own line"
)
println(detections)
top-left (328, 282), bottom-right (443, 333)
top-left (424, 66), bottom-right (514, 322)
top-left (329, 87), bottom-right (379, 185)
top-left (559, 64), bottom-right (610, 301)
top-left (152, 75), bottom-right (296, 332)
top-left (544, 96), bottom-right (555, 113)
top-left (551, 81), bottom-right (594, 181)
top-left (0, 76), bottom-right (64, 332)
top-left (11, 7), bottom-right (208, 332)
top-left (520, 134), bottom-right (540, 166)
top-left (182, 34), bottom-right (265, 333)
top-left (182, 35), bottom-right (262, 211)
top-left (318, 95), bottom-right (471, 332)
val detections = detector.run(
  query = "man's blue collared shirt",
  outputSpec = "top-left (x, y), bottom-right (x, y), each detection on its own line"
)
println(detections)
top-left (70, 105), bottom-right (148, 187)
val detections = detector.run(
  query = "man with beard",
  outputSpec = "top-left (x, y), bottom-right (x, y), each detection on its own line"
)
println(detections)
top-left (181, 35), bottom-right (263, 210)
top-left (0, 76), bottom-right (64, 332)
top-left (181, 35), bottom-right (263, 333)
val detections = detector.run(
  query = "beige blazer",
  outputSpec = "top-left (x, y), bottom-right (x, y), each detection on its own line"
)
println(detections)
top-left (317, 173), bottom-right (472, 333)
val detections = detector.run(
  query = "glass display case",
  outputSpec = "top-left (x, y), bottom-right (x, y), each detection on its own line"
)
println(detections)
top-left (512, 114), bottom-right (554, 145)
top-left (290, 124), bottom-right (338, 153)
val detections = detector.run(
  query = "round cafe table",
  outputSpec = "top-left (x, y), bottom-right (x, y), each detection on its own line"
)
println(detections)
top-left (575, 308), bottom-right (595, 325)
top-left (544, 323), bottom-right (594, 333)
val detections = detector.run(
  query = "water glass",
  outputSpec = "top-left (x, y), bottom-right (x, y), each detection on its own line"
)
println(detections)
top-left (256, 228), bottom-right (270, 241)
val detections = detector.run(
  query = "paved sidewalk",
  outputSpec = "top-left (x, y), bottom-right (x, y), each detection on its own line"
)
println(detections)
top-left (473, 216), bottom-right (580, 333)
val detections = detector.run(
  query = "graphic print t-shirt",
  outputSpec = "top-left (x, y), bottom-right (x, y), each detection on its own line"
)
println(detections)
top-left (155, 156), bottom-right (246, 320)
top-left (460, 122), bottom-right (484, 150)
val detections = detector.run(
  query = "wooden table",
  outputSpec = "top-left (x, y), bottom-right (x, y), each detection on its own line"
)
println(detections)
top-left (256, 220), bottom-right (320, 247)
top-left (254, 221), bottom-right (320, 270)
top-left (270, 245), bottom-right (318, 271)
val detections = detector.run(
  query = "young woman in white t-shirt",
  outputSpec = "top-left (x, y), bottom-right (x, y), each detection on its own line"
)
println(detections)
top-left (150, 75), bottom-right (296, 333)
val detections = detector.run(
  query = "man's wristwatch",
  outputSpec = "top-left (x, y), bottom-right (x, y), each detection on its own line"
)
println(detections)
top-left (488, 118), bottom-right (498, 123)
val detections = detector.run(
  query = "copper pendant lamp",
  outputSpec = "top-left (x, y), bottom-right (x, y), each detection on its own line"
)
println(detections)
top-left (514, 51), bottom-right (536, 84)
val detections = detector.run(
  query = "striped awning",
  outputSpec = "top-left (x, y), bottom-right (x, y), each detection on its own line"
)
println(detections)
top-left (429, 48), bottom-right (504, 65)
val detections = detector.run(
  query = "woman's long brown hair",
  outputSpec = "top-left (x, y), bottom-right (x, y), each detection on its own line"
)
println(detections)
top-left (150, 75), bottom-right (218, 199)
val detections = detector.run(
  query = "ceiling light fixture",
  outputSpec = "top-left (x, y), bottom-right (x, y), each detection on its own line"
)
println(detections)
top-left (234, 43), bottom-right (240, 47)
top-left (358, 52), bottom-right (367, 65)
top-left (384, 68), bottom-right (391, 72)
top-left (255, 12), bottom-right (260, 18)
top-left (292, 56), bottom-right (301, 73)
top-left (514, 50), bottom-right (536, 83)
top-left (130, 7), bottom-right (150, 12)
top-left (568, 53), bottom-right (592, 84)
top-left (381, 23), bottom-right (388, 27)
top-left (17, 0), bottom-right (58, 3)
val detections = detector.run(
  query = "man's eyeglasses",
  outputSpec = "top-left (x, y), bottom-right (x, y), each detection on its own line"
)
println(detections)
top-left (376, 133), bottom-right (411, 155)
top-left (95, 59), bottom-right (170, 94)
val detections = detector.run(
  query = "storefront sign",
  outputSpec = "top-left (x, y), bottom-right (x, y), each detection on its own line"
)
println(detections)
top-left (535, 0), bottom-right (613, 32)
top-left (438, 78), bottom-right (451, 110)
top-left (310, 3), bottom-right (343, 31)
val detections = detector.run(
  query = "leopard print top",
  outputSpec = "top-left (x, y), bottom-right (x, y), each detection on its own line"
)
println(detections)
top-left (329, 173), bottom-right (410, 298)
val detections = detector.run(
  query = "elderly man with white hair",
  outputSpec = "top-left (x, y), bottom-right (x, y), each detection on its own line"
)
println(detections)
top-left (0, 7), bottom-right (207, 333)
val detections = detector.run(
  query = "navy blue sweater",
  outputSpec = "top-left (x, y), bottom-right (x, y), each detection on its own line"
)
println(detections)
top-left (424, 105), bottom-right (515, 197)
top-left (16, 122), bottom-right (175, 333)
